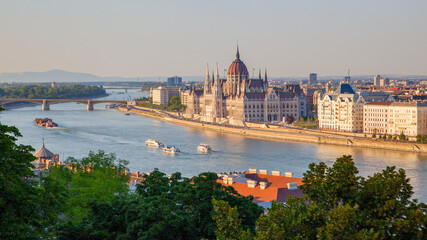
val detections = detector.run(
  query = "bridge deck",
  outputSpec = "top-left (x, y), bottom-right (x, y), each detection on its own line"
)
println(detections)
top-left (0, 98), bottom-right (128, 105)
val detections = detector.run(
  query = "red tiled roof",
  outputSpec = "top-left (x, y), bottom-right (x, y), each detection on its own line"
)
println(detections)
top-left (218, 172), bottom-right (304, 203)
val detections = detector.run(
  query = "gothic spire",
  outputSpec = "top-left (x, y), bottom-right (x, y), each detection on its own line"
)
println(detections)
top-left (236, 45), bottom-right (240, 60)
top-left (264, 68), bottom-right (268, 84)
top-left (259, 69), bottom-right (261, 79)
top-left (212, 70), bottom-right (215, 84)
top-left (215, 62), bottom-right (219, 81)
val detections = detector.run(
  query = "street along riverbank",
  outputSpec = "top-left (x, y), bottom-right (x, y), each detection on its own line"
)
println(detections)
top-left (117, 106), bottom-right (427, 154)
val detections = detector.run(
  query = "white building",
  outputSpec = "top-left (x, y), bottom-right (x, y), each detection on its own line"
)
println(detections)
top-left (363, 101), bottom-right (427, 136)
top-left (151, 86), bottom-right (181, 105)
top-left (318, 84), bottom-right (364, 132)
top-left (373, 74), bottom-right (390, 87)
top-left (318, 84), bottom-right (392, 132)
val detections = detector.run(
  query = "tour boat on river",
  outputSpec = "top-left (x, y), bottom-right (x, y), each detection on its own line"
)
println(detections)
top-left (145, 139), bottom-right (164, 148)
top-left (197, 144), bottom-right (212, 153)
top-left (162, 145), bottom-right (180, 154)
top-left (33, 118), bottom-right (58, 128)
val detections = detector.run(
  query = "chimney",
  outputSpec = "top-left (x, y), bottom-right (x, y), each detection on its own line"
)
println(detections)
top-left (287, 182), bottom-right (298, 190)
top-left (259, 181), bottom-right (267, 190)
top-left (285, 172), bottom-right (293, 177)
top-left (136, 171), bottom-right (140, 176)
top-left (259, 169), bottom-right (268, 175)
top-left (272, 171), bottom-right (281, 176)
top-left (223, 176), bottom-right (228, 184)
top-left (227, 177), bottom-right (234, 185)
top-left (247, 180), bottom-right (257, 188)
top-left (249, 168), bottom-right (257, 173)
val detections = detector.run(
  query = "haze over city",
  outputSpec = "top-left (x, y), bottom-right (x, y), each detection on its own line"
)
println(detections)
top-left (1, 0), bottom-right (426, 79)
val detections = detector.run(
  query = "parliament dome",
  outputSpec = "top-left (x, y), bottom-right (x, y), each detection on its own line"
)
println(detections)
top-left (227, 47), bottom-right (249, 77)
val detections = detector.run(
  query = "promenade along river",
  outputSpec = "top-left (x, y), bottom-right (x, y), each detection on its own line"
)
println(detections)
top-left (1, 89), bottom-right (427, 203)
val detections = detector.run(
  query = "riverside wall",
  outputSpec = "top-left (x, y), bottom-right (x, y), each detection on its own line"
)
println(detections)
top-left (119, 106), bottom-right (427, 153)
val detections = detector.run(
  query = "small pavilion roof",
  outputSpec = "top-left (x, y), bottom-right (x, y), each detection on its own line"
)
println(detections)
top-left (33, 141), bottom-right (54, 159)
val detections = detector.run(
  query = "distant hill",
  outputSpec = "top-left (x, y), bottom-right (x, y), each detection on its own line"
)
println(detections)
top-left (1, 69), bottom-right (425, 83)
top-left (0, 70), bottom-right (204, 83)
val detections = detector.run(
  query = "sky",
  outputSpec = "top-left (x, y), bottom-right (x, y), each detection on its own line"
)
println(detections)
top-left (1, 0), bottom-right (426, 78)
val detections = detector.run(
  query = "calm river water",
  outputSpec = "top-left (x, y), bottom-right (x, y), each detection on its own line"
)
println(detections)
top-left (1, 89), bottom-right (426, 203)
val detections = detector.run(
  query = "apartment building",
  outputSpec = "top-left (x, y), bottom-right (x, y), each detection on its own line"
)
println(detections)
top-left (363, 101), bottom-right (427, 136)
top-left (151, 86), bottom-right (181, 105)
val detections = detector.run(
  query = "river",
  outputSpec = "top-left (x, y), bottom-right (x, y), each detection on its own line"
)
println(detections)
top-left (1, 89), bottom-right (426, 203)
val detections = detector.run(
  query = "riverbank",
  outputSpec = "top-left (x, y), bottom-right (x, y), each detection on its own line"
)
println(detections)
top-left (117, 106), bottom-right (427, 154)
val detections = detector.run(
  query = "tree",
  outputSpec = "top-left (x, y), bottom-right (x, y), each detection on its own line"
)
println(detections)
top-left (58, 169), bottom-right (263, 240)
top-left (52, 150), bottom-right (130, 224)
top-left (399, 131), bottom-right (406, 141)
top-left (168, 96), bottom-right (184, 111)
top-left (301, 155), bottom-right (360, 210)
top-left (298, 156), bottom-right (425, 239)
top-left (317, 204), bottom-right (380, 240)
top-left (285, 115), bottom-right (294, 124)
top-left (372, 133), bottom-right (376, 138)
top-left (255, 198), bottom-right (325, 240)
top-left (0, 84), bottom-right (105, 99)
top-left (213, 155), bottom-right (426, 239)
top-left (212, 199), bottom-right (249, 240)
top-left (0, 107), bottom-right (65, 239)
top-left (416, 134), bottom-right (422, 142)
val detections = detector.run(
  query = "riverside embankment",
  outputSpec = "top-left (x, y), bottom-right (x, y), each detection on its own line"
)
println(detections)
top-left (117, 106), bottom-right (427, 153)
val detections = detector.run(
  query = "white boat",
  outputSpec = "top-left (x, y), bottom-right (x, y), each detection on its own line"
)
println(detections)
top-left (145, 139), bottom-right (164, 148)
top-left (162, 145), bottom-right (180, 154)
top-left (197, 144), bottom-right (212, 153)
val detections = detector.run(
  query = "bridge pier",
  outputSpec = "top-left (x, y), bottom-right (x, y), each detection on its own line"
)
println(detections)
top-left (87, 100), bottom-right (93, 111)
top-left (42, 99), bottom-right (50, 111)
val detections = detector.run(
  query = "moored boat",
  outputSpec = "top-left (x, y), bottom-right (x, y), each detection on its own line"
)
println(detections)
top-left (145, 139), bottom-right (164, 148)
top-left (34, 118), bottom-right (58, 128)
top-left (197, 144), bottom-right (212, 153)
top-left (162, 145), bottom-right (180, 154)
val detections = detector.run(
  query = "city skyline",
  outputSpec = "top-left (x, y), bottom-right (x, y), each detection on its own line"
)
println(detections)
top-left (1, 0), bottom-right (426, 78)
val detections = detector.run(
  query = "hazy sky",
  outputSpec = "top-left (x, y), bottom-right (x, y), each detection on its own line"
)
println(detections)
top-left (1, 0), bottom-right (426, 78)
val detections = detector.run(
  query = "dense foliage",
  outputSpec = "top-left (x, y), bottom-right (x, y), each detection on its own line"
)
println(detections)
top-left (138, 96), bottom-right (185, 111)
top-left (213, 155), bottom-right (427, 240)
top-left (50, 151), bottom-right (130, 224)
top-left (0, 107), bottom-right (65, 239)
top-left (0, 84), bottom-right (106, 99)
top-left (58, 169), bottom-right (263, 240)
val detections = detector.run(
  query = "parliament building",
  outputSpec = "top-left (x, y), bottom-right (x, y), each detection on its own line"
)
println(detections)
top-left (182, 48), bottom-right (306, 126)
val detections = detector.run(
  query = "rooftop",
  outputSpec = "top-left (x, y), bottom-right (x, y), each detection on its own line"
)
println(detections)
top-left (217, 169), bottom-right (304, 205)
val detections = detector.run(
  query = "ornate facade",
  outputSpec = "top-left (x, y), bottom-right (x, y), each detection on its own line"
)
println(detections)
top-left (182, 48), bottom-right (307, 126)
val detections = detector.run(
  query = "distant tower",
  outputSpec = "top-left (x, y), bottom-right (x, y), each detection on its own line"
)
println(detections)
top-left (51, 81), bottom-right (56, 88)
top-left (344, 70), bottom-right (351, 83)
top-left (380, 77), bottom-right (390, 87)
top-left (374, 75), bottom-right (381, 86)
top-left (309, 73), bottom-right (317, 85)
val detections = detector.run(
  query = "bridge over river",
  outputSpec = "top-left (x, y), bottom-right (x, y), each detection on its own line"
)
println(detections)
top-left (0, 98), bottom-right (129, 111)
